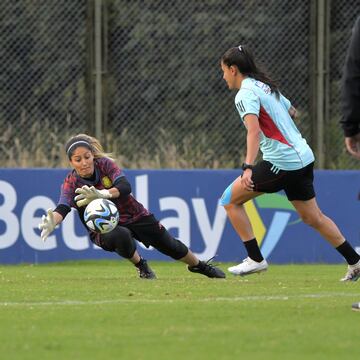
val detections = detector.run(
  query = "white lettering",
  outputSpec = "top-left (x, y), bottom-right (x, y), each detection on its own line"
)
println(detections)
top-left (135, 174), bottom-right (148, 209)
top-left (0, 180), bottom-right (19, 249)
top-left (134, 174), bottom-right (154, 250)
top-left (62, 210), bottom-right (90, 250)
top-left (159, 197), bottom-right (190, 247)
top-left (192, 199), bottom-right (227, 259)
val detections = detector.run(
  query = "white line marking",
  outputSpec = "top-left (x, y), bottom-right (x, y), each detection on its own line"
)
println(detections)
top-left (0, 293), bottom-right (359, 307)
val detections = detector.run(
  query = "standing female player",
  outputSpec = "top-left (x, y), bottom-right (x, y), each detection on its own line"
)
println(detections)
top-left (220, 45), bottom-right (360, 281)
top-left (38, 134), bottom-right (225, 279)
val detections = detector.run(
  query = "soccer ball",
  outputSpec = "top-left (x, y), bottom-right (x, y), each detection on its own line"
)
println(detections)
top-left (84, 198), bottom-right (119, 234)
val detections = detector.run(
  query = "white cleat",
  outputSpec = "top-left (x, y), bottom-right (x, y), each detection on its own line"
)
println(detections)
top-left (340, 260), bottom-right (360, 282)
top-left (352, 302), bottom-right (360, 312)
top-left (228, 257), bottom-right (268, 276)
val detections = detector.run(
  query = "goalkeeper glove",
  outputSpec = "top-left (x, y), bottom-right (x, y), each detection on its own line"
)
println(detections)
top-left (38, 209), bottom-right (56, 242)
top-left (74, 185), bottom-right (112, 207)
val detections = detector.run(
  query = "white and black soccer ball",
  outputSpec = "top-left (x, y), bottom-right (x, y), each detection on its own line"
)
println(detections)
top-left (84, 198), bottom-right (119, 234)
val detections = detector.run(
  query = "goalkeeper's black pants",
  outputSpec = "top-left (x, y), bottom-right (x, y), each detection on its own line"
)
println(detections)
top-left (96, 215), bottom-right (189, 260)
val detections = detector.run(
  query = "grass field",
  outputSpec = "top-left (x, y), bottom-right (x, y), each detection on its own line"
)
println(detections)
top-left (0, 260), bottom-right (359, 360)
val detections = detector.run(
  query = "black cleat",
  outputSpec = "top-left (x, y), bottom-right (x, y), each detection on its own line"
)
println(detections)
top-left (188, 260), bottom-right (226, 278)
top-left (135, 258), bottom-right (157, 279)
top-left (352, 302), bottom-right (360, 312)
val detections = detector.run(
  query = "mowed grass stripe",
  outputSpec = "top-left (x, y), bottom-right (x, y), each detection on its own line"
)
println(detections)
top-left (0, 292), bottom-right (359, 307)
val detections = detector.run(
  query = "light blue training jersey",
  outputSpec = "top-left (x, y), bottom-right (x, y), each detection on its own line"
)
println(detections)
top-left (235, 77), bottom-right (314, 170)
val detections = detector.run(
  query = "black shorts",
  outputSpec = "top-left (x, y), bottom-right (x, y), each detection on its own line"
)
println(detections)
top-left (252, 161), bottom-right (315, 201)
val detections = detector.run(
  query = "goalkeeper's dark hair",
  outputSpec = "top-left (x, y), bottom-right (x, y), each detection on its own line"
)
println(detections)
top-left (221, 45), bottom-right (280, 98)
top-left (65, 134), bottom-right (115, 160)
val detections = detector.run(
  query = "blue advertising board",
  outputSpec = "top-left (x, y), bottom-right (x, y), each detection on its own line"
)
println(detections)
top-left (0, 169), bottom-right (359, 264)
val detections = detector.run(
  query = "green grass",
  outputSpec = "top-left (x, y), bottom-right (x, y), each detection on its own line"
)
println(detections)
top-left (0, 261), bottom-right (359, 360)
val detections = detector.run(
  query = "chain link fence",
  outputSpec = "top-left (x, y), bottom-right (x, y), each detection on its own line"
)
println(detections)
top-left (0, 0), bottom-right (89, 167)
top-left (0, 0), bottom-right (358, 169)
top-left (106, 0), bottom-right (311, 169)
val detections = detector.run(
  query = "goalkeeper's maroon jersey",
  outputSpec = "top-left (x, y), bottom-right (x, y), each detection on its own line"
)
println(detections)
top-left (58, 157), bottom-right (150, 229)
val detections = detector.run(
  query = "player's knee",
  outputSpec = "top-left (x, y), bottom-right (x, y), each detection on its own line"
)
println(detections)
top-left (115, 244), bottom-right (136, 259)
top-left (223, 202), bottom-right (235, 213)
top-left (220, 183), bottom-right (233, 207)
top-left (168, 239), bottom-right (189, 260)
top-left (151, 236), bottom-right (188, 260)
top-left (299, 211), bottom-right (323, 227)
top-left (100, 226), bottom-right (136, 258)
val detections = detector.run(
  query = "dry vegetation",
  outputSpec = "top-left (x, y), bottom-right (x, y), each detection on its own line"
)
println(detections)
top-left (0, 120), bottom-right (241, 169)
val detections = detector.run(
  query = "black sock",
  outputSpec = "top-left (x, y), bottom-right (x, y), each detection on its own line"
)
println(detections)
top-left (192, 260), bottom-right (204, 269)
top-left (135, 257), bottom-right (145, 267)
top-left (244, 238), bottom-right (264, 262)
top-left (336, 241), bottom-right (360, 265)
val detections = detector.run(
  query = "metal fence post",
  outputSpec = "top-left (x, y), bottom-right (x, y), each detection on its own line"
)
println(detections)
top-left (316, 0), bottom-right (326, 168)
top-left (324, 0), bottom-right (331, 168)
top-left (94, 0), bottom-right (103, 140)
top-left (314, 0), bottom-right (331, 169)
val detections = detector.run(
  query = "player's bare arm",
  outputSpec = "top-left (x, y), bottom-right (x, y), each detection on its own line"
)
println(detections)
top-left (289, 106), bottom-right (297, 119)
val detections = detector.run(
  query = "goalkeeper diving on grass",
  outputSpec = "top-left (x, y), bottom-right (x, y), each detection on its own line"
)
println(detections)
top-left (38, 134), bottom-right (225, 279)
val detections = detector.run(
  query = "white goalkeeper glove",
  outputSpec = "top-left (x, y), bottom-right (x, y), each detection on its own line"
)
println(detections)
top-left (74, 185), bottom-right (112, 207)
top-left (38, 209), bottom-right (56, 242)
